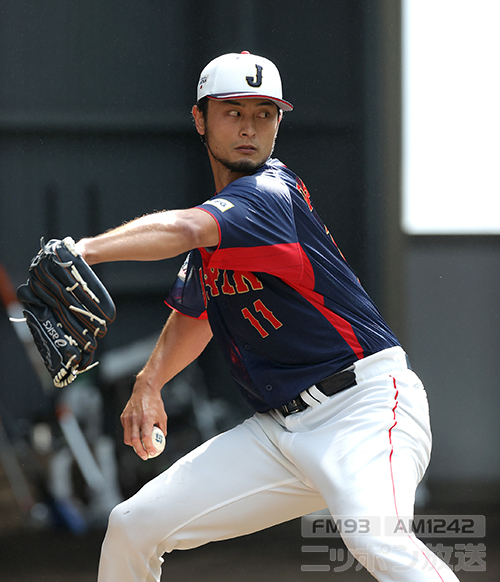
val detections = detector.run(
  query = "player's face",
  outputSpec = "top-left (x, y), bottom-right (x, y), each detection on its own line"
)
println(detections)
top-left (193, 98), bottom-right (281, 188)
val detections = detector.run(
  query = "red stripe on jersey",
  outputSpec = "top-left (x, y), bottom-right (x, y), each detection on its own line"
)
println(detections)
top-left (206, 243), bottom-right (314, 286)
top-left (292, 247), bottom-right (364, 359)
top-left (288, 279), bottom-right (365, 359)
top-left (205, 243), bottom-right (364, 360)
top-left (164, 301), bottom-right (209, 320)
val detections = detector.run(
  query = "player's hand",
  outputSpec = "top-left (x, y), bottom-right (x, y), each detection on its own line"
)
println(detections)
top-left (120, 375), bottom-right (168, 461)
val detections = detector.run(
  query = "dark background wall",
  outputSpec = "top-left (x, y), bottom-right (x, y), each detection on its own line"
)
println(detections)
top-left (0, 0), bottom-right (498, 512)
top-left (0, 0), bottom-right (379, 419)
top-left (0, 0), bottom-right (374, 289)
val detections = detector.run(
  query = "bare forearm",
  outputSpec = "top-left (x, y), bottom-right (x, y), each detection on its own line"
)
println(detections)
top-left (77, 208), bottom-right (219, 265)
top-left (120, 311), bottom-right (213, 458)
top-left (136, 310), bottom-right (213, 394)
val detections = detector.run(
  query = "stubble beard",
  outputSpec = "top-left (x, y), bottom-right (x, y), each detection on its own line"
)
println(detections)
top-left (204, 129), bottom-right (276, 176)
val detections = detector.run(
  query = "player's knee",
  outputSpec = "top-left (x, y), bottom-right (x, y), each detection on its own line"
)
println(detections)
top-left (101, 500), bottom-right (168, 581)
top-left (105, 496), bottom-right (176, 554)
top-left (105, 499), bottom-right (146, 550)
top-left (105, 501), bottom-right (132, 537)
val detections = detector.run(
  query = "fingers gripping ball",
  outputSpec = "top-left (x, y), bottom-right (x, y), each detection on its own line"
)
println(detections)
top-left (16, 237), bottom-right (116, 388)
top-left (135, 427), bottom-right (166, 459)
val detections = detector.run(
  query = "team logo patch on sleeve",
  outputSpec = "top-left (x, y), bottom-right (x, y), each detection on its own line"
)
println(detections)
top-left (204, 198), bottom-right (235, 212)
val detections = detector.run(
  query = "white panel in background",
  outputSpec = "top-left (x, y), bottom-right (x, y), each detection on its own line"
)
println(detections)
top-left (402, 0), bottom-right (500, 234)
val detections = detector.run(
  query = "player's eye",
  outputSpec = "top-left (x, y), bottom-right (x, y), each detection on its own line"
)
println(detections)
top-left (228, 110), bottom-right (240, 117)
top-left (256, 109), bottom-right (274, 119)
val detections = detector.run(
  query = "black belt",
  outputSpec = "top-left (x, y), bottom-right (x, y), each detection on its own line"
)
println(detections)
top-left (279, 367), bottom-right (356, 417)
top-left (278, 354), bottom-right (412, 417)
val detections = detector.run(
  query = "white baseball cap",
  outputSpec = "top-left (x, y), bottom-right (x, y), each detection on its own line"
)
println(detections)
top-left (197, 51), bottom-right (293, 111)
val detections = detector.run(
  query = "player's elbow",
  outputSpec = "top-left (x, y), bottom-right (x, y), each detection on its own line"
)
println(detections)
top-left (173, 209), bottom-right (219, 251)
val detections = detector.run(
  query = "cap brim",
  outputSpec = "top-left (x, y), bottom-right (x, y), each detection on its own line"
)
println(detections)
top-left (207, 92), bottom-right (293, 112)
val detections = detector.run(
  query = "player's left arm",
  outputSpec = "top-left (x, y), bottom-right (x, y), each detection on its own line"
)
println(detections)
top-left (76, 208), bottom-right (220, 265)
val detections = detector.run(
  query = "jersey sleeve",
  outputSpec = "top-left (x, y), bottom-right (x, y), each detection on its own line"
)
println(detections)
top-left (165, 252), bottom-right (208, 319)
top-left (197, 173), bottom-right (306, 280)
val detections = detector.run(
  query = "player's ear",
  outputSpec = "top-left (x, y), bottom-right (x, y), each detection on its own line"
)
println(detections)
top-left (275, 108), bottom-right (283, 131)
top-left (274, 109), bottom-right (283, 136)
top-left (192, 105), bottom-right (206, 137)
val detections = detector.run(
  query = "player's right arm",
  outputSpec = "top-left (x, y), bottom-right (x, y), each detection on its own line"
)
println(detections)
top-left (121, 310), bottom-right (213, 460)
top-left (76, 207), bottom-right (219, 265)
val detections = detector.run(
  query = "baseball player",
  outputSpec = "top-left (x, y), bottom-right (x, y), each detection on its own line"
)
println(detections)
top-left (75, 52), bottom-right (460, 581)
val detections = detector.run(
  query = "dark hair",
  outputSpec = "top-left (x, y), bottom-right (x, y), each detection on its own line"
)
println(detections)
top-left (195, 96), bottom-right (210, 118)
top-left (193, 97), bottom-right (209, 144)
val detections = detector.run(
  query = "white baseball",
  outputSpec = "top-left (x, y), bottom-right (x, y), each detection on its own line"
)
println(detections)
top-left (134, 426), bottom-right (166, 459)
top-left (148, 426), bottom-right (166, 459)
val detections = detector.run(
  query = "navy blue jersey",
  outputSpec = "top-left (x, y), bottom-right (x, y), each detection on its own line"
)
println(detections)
top-left (166, 159), bottom-right (399, 412)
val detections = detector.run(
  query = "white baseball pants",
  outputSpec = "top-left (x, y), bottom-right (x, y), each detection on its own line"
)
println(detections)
top-left (98, 347), bottom-right (460, 581)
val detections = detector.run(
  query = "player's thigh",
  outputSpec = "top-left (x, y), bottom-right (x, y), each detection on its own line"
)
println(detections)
top-left (281, 369), bottom-right (431, 519)
top-left (108, 414), bottom-right (325, 553)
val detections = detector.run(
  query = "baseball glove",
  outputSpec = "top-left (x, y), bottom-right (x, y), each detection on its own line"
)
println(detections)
top-left (16, 237), bottom-right (116, 388)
